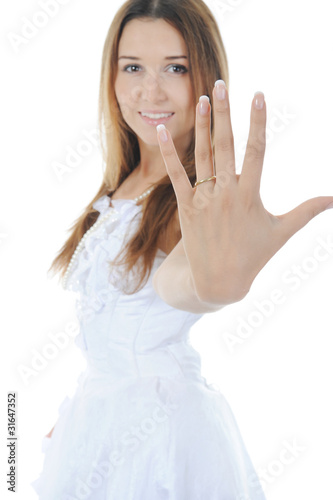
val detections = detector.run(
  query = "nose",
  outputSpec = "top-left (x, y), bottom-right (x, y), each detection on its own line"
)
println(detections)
top-left (140, 70), bottom-right (167, 103)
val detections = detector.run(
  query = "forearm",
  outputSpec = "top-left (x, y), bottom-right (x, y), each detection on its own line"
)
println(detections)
top-left (153, 253), bottom-right (223, 313)
top-left (153, 233), bottom-right (251, 312)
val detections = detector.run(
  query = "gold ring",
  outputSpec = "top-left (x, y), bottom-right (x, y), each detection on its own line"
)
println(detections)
top-left (194, 175), bottom-right (216, 187)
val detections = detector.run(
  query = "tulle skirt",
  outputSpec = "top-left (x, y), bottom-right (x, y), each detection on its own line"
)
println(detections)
top-left (31, 372), bottom-right (266, 499)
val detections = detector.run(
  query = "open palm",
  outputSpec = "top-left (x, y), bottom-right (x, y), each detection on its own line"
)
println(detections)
top-left (157, 81), bottom-right (333, 304)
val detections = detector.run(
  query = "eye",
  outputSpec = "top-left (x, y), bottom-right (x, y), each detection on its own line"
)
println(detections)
top-left (121, 63), bottom-right (188, 74)
top-left (166, 64), bottom-right (188, 74)
top-left (123, 64), bottom-right (142, 73)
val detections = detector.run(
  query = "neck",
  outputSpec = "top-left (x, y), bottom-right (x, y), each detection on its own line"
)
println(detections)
top-left (136, 135), bottom-right (190, 180)
top-left (136, 140), bottom-right (167, 180)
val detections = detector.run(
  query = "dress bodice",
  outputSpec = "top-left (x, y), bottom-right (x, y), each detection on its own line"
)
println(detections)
top-left (33, 195), bottom-right (267, 500)
top-left (64, 194), bottom-right (205, 385)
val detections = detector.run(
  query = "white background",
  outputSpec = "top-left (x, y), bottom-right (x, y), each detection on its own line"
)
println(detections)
top-left (0, 0), bottom-right (332, 498)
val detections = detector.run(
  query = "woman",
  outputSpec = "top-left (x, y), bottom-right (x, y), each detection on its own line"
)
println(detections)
top-left (31, 0), bottom-right (333, 498)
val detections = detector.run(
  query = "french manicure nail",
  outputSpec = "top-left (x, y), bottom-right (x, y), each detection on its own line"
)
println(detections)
top-left (156, 124), bottom-right (168, 142)
top-left (199, 95), bottom-right (210, 115)
top-left (215, 80), bottom-right (226, 100)
top-left (254, 91), bottom-right (265, 110)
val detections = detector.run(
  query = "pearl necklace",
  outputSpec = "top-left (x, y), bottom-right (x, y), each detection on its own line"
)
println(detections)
top-left (62, 186), bottom-right (155, 290)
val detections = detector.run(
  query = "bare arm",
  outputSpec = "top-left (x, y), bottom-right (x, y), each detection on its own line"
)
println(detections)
top-left (152, 237), bottom-right (245, 314)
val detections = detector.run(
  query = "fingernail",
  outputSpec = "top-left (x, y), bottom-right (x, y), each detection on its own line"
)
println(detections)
top-left (215, 79), bottom-right (226, 100)
top-left (199, 95), bottom-right (210, 115)
top-left (254, 91), bottom-right (265, 110)
top-left (325, 201), bottom-right (333, 210)
top-left (156, 124), bottom-right (168, 142)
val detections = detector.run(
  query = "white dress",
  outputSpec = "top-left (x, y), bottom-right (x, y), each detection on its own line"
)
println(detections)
top-left (31, 193), bottom-right (266, 500)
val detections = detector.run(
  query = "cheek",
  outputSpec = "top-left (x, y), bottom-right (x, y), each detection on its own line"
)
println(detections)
top-left (115, 74), bottom-right (131, 98)
top-left (114, 81), bottom-right (121, 107)
top-left (178, 83), bottom-right (195, 119)
top-left (115, 79), bottom-right (125, 104)
top-left (114, 88), bottom-right (130, 123)
top-left (116, 82), bottom-right (141, 112)
top-left (184, 99), bottom-right (195, 123)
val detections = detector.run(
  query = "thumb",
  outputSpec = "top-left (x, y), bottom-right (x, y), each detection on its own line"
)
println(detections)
top-left (278, 196), bottom-right (333, 241)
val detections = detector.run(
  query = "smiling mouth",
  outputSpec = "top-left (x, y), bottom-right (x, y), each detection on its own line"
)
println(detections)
top-left (139, 112), bottom-right (175, 127)
top-left (140, 112), bottom-right (174, 119)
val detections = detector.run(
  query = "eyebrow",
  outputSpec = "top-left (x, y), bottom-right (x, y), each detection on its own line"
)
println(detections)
top-left (118, 56), bottom-right (188, 60)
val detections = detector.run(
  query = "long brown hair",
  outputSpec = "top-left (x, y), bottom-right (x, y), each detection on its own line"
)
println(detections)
top-left (49, 0), bottom-right (229, 293)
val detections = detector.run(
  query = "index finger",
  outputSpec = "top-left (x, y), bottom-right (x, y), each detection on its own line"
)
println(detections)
top-left (156, 124), bottom-right (193, 204)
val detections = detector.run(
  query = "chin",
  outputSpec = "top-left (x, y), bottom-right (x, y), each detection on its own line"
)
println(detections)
top-left (135, 130), bottom-right (163, 147)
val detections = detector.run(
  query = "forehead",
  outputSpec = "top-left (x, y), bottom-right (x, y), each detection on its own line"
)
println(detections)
top-left (118, 18), bottom-right (188, 57)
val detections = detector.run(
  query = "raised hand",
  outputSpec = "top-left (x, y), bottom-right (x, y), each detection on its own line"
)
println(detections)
top-left (156, 80), bottom-right (333, 304)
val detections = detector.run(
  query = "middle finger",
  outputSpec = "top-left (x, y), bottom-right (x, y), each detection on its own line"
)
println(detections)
top-left (194, 95), bottom-right (214, 186)
top-left (213, 80), bottom-right (237, 188)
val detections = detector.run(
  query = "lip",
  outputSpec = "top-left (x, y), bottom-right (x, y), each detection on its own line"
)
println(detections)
top-left (139, 111), bottom-right (175, 126)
